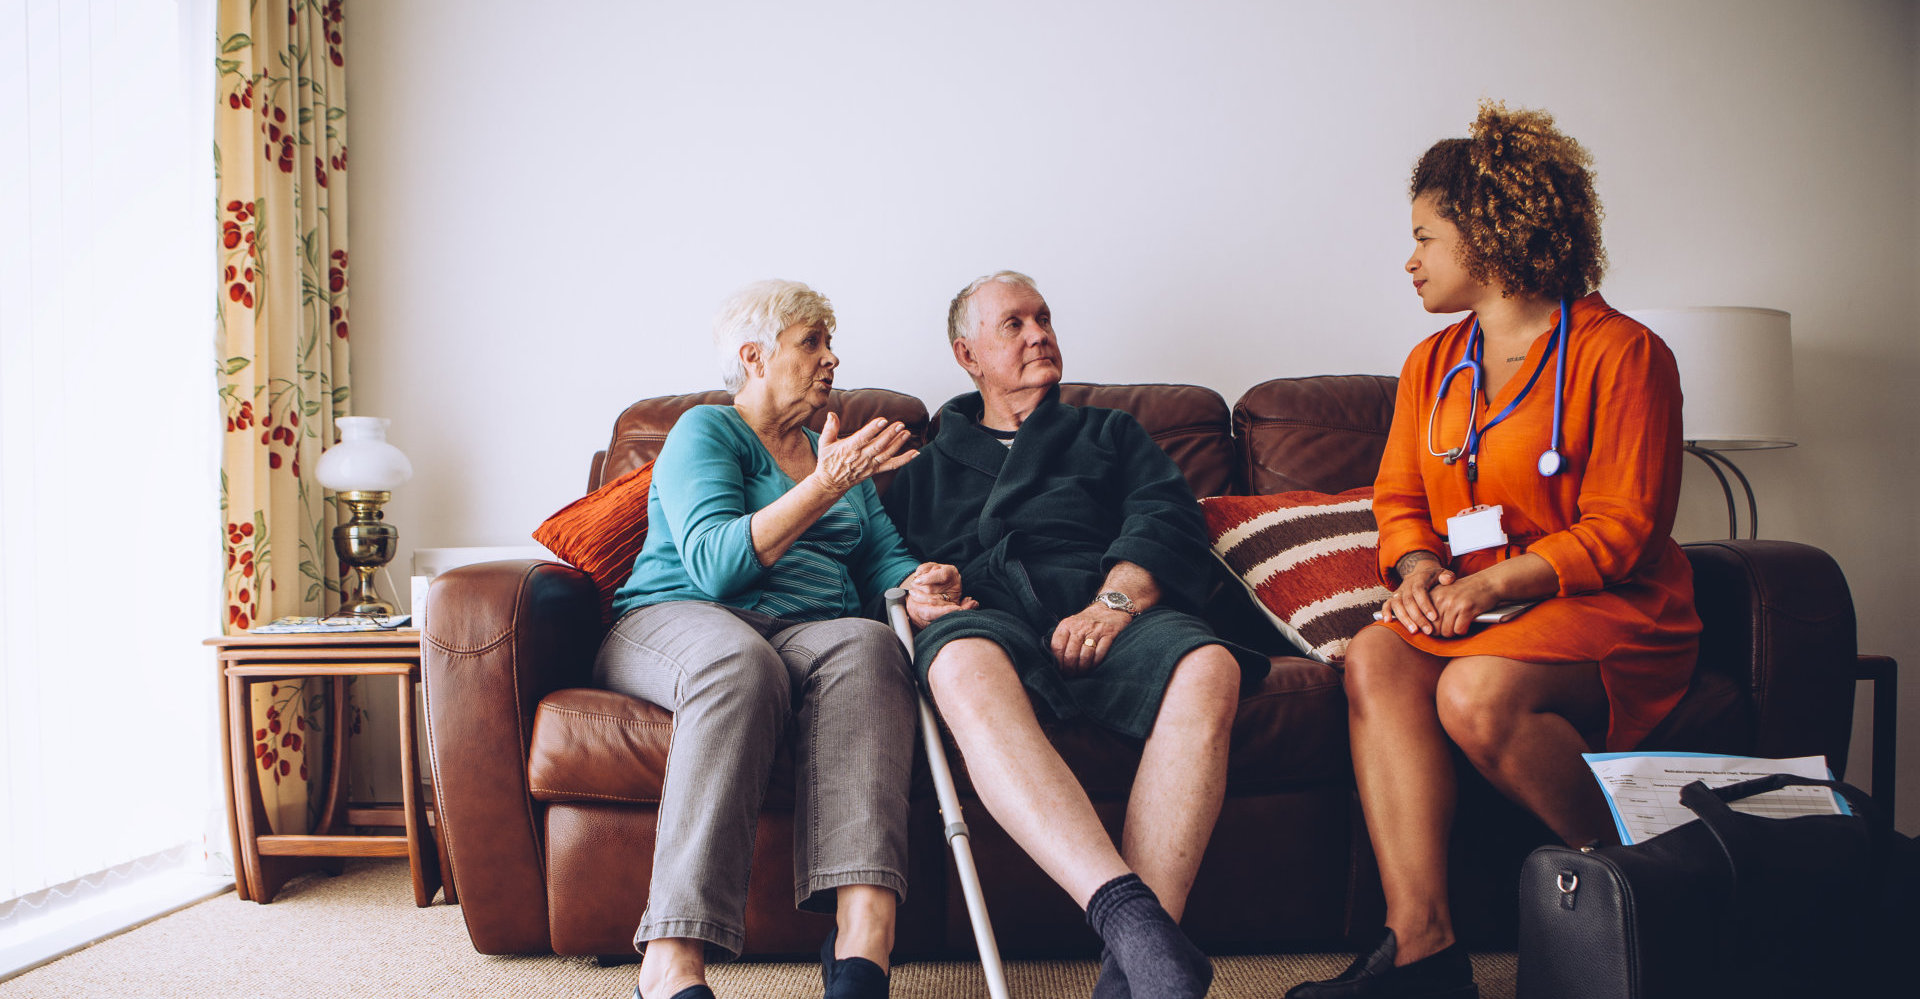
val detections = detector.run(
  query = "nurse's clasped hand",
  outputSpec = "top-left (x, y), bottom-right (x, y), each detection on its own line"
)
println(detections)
top-left (1378, 552), bottom-right (1503, 638)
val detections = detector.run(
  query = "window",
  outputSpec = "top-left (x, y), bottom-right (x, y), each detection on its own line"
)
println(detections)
top-left (0, 0), bottom-right (224, 960)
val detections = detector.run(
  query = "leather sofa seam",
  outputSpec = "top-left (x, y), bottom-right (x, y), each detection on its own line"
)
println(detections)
top-left (529, 786), bottom-right (660, 804)
top-left (537, 706), bottom-right (671, 728)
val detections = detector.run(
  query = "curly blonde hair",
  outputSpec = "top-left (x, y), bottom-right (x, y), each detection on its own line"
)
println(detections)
top-left (1411, 101), bottom-right (1606, 300)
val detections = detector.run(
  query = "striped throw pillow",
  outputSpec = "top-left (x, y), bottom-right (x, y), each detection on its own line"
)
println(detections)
top-left (1200, 488), bottom-right (1388, 664)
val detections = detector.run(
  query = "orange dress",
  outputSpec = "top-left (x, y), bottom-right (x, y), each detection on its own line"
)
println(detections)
top-left (1372, 292), bottom-right (1701, 751)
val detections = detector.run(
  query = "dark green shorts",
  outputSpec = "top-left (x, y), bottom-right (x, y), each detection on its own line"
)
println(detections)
top-left (910, 605), bottom-right (1267, 740)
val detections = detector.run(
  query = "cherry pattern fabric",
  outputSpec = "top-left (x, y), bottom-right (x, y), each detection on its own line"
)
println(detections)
top-left (215, 0), bottom-right (353, 836)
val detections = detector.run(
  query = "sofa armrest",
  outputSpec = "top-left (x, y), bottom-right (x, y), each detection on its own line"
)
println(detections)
top-left (423, 558), bottom-right (603, 954)
top-left (1684, 540), bottom-right (1858, 774)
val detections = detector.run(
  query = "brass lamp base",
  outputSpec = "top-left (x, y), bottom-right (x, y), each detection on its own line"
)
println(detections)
top-left (332, 490), bottom-right (398, 617)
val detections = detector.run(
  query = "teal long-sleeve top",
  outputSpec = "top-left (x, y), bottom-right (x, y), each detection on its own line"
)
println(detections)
top-left (610, 405), bottom-right (923, 623)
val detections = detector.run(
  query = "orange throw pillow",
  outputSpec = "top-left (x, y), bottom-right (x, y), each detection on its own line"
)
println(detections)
top-left (532, 461), bottom-right (654, 623)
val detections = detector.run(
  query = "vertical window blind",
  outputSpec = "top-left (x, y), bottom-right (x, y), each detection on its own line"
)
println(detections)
top-left (0, 0), bottom-right (219, 918)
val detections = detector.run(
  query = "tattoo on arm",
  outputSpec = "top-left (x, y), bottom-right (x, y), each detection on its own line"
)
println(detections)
top-left (1396, 550), bottom-right (1442, 580)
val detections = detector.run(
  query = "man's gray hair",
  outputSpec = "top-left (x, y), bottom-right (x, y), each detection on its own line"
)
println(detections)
top-left (712, 279), bottom-right (836, 393)
top-left (946, 270), bottom-right (1039, 343)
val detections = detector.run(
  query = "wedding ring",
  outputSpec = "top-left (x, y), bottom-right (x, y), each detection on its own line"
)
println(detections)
top-left (1083, 637), bottom-right (1096, 648)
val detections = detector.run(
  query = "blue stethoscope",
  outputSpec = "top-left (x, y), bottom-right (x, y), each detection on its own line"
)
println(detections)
top-left (1424, 298), bottom-right (1570, 483)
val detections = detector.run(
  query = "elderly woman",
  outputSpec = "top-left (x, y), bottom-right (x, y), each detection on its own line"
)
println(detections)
top-left (598, 280), bottom-right (972, 999)
top-left (1285, 104), bottom-right (1700, 999)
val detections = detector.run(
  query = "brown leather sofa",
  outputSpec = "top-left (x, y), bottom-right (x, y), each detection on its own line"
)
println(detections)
top-left (421, 376), bottom-right (1863, 960)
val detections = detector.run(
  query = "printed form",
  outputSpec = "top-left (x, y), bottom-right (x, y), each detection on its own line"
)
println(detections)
top-left (1582, 752), bottom-right (1843, 844)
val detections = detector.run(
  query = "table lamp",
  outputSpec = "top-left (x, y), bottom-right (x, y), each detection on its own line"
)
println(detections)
top-left (315, 416), bottom-right (414, 617)
top-left (1626, 307), bottom-right (1795, 538)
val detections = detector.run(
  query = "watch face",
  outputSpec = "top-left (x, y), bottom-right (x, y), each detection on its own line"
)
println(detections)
top-left (1098, 591), bottom-right (1134, 613)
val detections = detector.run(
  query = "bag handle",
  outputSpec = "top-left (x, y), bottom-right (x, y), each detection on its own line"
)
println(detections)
top-left (1678, 773), bottom-right (1885, 831)
top-left (1677, 774), bottom-right (1887, 911)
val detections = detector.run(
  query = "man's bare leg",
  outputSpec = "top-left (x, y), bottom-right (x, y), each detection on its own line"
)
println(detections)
top-left (928, 637), bottom-right (1213, 999)
top-left (926, 638), bottom-right (1127, 905)
top-left (1120, 645), bottom-right (1241, 919)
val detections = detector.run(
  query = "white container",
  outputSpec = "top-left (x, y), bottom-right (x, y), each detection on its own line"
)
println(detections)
top-left (410, 545), bottom-right (555, 631)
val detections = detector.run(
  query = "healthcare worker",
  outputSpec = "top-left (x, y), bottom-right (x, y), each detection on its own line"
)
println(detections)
top-left (1286, 102), bottom-right (1702, 999)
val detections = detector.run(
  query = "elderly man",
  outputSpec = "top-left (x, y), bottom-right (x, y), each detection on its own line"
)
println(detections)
top-left (883, 271), bottom-right (1267, 999)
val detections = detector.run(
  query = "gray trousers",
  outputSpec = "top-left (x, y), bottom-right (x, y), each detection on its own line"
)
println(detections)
top-left (594, 601), bottom-right (916, 959)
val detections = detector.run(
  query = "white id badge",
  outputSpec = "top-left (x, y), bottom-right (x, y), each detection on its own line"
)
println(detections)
top-left (1446, 504), bottom-right (1508, 558)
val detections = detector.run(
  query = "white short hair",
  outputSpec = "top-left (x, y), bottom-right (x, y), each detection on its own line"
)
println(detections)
top-left (946, 270), bottom-right (1039, 343)
top-left (712, 279), bottom-right (836, 392)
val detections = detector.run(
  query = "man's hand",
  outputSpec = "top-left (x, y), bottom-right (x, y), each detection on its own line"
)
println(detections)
top-left (902, 562), bottom-right (977, 629)
top-left (1049, 604), bottom-right (1131, 675)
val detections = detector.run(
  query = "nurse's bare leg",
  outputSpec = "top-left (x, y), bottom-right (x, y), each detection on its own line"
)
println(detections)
top-left (1436, 655), bottom-right (1614, 847)
top-left (1119, 644), bottom-right (1241, 919)
top-left (1342, 625), bottom-right (1455, 966)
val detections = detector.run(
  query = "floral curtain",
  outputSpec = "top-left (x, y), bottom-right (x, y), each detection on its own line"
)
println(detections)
top-left (216, 0), bottom-right (352, 835)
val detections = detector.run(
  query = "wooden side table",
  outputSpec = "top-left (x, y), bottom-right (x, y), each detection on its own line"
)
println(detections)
top-left (208, 630), bottom-right (455, 906)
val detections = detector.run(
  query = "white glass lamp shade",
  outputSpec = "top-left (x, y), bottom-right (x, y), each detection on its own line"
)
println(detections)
top-left (1625, 307), bottom-right (1795, 450)
top-left (315, 416), bottom-right (414, 491)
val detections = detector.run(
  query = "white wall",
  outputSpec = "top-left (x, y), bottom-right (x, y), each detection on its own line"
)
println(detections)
top-left (345, 0), bottom-right (1920, 828)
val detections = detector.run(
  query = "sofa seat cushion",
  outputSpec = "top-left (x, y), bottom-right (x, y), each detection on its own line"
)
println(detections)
top-left (529, 688), bottom-right (804, 809)
top-left (529, 657), bottom-right (1349, 809)
top-left (528, 688), bottom-right (674, 805)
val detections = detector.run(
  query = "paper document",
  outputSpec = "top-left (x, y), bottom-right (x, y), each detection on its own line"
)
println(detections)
top-left (250, 614), bottom-right (412, 634)
top-left (1583, 752), bottom-right (1845, 845)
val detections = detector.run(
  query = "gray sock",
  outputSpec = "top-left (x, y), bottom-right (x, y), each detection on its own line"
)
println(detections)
top-left (1091, 947), bottom-right (1129, 999)
top-left (1084, 874), bottom-right (1212, 999)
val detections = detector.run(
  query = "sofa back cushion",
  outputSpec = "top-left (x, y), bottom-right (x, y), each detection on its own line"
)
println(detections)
top-left (591, 387), bottom-right (932, 493)
top-left (1058, 382), bottom-right (1235, 498)
top-left (1233, 375), bottom-right (1397, 495)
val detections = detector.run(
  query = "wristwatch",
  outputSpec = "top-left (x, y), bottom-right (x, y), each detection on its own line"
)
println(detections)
top-left (1091, 590), bottom-right (1139, 617)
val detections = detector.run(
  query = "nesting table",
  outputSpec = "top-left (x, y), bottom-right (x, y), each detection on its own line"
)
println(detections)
top-left (208, 629), bottom-right (454, 906)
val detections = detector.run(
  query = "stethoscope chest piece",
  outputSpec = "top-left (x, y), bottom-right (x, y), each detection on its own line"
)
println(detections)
top-left (1425, 297), bottom-right (1574, 483)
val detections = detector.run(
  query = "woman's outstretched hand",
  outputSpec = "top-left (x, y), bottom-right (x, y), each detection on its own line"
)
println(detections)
top-left (903, 562), bottom-right (977, 629)
top-left (811, 413), bottom-right (918, 496)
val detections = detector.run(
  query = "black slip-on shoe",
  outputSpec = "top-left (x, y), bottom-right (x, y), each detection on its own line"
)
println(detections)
top-left (820, 926), bottom-right (890, 999)
top-left (632, 986), bottom-right (715, 999)
top-left (1283, 930), bottom-right (1478, 999)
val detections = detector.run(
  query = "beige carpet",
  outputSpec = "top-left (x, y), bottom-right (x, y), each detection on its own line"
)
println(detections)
top-left (1, 860), bottom-right (1516, 998)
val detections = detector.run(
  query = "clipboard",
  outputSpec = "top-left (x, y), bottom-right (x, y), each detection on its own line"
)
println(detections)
top-left (1372, 601), bottom-right (1537, 626)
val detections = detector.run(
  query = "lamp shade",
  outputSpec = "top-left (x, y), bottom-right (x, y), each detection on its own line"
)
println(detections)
top-left (315, 416), bottom-right (414, 491)
top-left (1625, 307), bottom-right (1795, 450)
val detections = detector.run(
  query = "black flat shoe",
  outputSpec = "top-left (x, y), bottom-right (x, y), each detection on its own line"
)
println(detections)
top-left (820, 926), bottom-right (890, 999)
top-left (632, 987), bottom-right (715, 999)
top-left (1283, 930), bottom-right (1478, 999)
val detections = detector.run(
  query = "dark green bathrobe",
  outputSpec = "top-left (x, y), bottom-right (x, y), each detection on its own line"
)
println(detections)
top-left (884, 387), bottom-right (1268, 738)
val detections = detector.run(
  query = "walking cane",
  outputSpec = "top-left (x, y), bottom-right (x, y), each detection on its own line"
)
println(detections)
top-left (885, 587), bottom-right (1012, 999)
